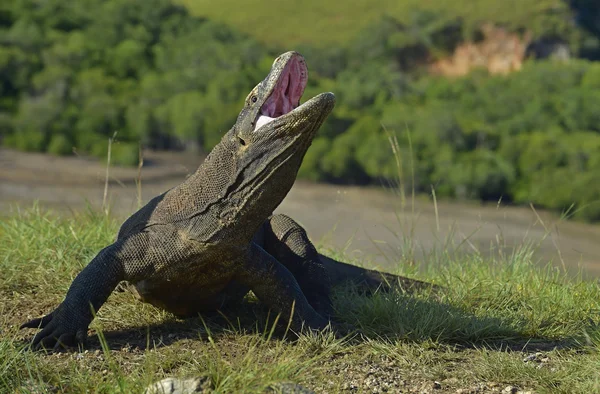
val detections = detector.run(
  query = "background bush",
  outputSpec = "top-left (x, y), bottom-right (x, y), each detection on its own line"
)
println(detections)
top-left (1, 0), bottom-right (600, 221)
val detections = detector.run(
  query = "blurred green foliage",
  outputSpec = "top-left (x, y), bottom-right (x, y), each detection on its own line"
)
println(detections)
top-left (180, 0), bottom-right (578, 50)
top-left (0, 0), bottom-right (270, 162)
top-left (374, 61), bottom-right (600, 221)
top-left (1, 0), bottom-right (600, 221)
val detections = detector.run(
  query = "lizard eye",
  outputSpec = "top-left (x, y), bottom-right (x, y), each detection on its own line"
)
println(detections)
top-left (238, 136), bottom-right (246, 146)
top-left (251, 95), bottom-right (257, 103)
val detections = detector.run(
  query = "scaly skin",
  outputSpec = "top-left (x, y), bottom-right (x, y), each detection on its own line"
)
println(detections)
top-left (22, 52), bottom-right (433, 350)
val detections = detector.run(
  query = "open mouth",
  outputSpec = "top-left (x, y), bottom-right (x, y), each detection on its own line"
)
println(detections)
top-left (253, 55), bottom-right (308, 132)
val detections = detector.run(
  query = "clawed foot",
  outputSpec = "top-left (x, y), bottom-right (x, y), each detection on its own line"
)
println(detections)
top-left (20, 304), bottom-right (89, 351)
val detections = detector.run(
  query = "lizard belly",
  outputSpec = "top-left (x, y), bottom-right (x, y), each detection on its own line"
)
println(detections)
top-left (131, 276), bottom-right (243, 316)
top-left (130, 256), bottom-right (248, 317)
top-left (126, 228), bottom-right (251, 316)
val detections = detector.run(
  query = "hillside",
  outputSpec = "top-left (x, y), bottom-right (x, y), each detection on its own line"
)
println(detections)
top-left (177, 0), bottom-right (573, 49)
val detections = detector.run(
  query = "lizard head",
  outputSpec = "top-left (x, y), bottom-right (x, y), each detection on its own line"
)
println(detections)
top-left (218, 51), bottom-right (335, 236)
top-left (234, 51), bottom-right (335, 140)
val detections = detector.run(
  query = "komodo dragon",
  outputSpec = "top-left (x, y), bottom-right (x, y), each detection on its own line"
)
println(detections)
top-left (22, 51), bottom-right (431, 350)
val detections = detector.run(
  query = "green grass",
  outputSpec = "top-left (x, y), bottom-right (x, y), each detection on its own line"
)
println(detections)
top-left (2, 205), bottom-right (600, 393)
top-left (177, 0), bottom-right (570, 48)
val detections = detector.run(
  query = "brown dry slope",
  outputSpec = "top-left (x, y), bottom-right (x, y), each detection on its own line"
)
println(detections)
top-left (2, 148), bottom-right (600, 276)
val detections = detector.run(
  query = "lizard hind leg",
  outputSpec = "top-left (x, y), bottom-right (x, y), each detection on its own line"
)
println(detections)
top-left (237, 243), bottom-right (329, 332)
top-left (254, 214), bottom-right (334, 318)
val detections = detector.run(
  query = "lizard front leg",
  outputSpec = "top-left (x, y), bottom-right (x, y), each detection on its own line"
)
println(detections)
top-left (21, 231), bottom-right (166, 350)
top-left (236, 243), bottom-right (329, 332)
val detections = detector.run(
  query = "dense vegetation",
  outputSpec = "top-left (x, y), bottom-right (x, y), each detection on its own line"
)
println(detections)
top-left (2, 0), bottom-right (600, 221)
top-left (301, 60), bottom-right (600, 223)
top-left (0, 0), bottom-right (271, 164)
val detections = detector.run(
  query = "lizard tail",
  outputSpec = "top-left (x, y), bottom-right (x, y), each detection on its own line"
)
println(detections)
top-left (318, 254), bottom-right (439, 293)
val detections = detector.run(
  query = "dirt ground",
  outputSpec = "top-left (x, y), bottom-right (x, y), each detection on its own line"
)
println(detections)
top-left (2, 147), bottom-right (600, 277)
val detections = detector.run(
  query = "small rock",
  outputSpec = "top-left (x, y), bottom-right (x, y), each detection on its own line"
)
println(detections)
top-left (522, 354), bottom-right (536, 363)
top-left (523, 352), bottom-right (547, 364)
top-left (433, 381), bottom-right (442, 389)
top-left (144, 377), bottom-right (206, 394)
top-left (265, 382), bottom-right (316, 393)
top-left (502, 386), bottom-right (517, 394)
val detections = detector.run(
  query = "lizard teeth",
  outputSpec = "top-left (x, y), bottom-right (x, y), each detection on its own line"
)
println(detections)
top-left (254, 115), bottom-right (276, 131)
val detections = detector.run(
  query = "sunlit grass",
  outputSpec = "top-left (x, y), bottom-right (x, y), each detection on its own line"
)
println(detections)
top-left (1, 204), bottom-right (600, 392)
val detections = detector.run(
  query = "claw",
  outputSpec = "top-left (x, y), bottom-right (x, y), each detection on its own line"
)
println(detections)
top-left (31, 324), bottom-right (56, 348)
top-left (75, 329), bottom-right (88, 345)
top-left (53, 333), bottom-right (74, 351)
top-left (38, 333), bottom-right (59, 351)
top-left (20, 312), bottom-right (54, 329)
